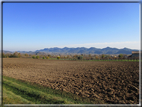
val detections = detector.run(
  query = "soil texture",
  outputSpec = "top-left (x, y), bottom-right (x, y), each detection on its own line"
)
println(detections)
top-left (3, 58), bottom-right (139, 104)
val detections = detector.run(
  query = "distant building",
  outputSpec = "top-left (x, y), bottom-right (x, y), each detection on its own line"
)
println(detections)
top-left (132, 51), bottom-right (139, 58)
top-left (128, 51), bottom-right (141, 59)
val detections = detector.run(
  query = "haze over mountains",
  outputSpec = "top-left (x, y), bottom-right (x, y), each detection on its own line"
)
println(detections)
top-left (3, 47), bottom-right (139, 55)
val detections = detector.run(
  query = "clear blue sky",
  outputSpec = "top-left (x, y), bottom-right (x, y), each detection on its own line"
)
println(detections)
top-left (3, 3), bottom-right (140, 51)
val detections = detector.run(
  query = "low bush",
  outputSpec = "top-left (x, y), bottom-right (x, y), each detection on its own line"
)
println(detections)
top-left (9, 54), bottom-right (18, 58)
top-left (78, 56), bottom-right (83, 60)
top-left (43, 56), bottom-right (46, 59)
top-left (36, 56), bottom-right (39, 59)
top-left (46, 56), bottom-right (49, 59)
top-left (32, 56), bottom-right (36, 59)
top-left (57, 56), bottom-right (60, 59)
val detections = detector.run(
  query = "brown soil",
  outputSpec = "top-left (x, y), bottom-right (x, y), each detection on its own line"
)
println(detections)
top-left (3, 58), bottom-right (139, 104)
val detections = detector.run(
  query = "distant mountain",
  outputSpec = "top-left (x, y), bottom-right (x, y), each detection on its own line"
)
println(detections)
top-left (2, 50), bottom-right (13, 54)
top-left (3, 47), bottom-right (139, 55)
top-left (35, 47), bottom-right (139, 55)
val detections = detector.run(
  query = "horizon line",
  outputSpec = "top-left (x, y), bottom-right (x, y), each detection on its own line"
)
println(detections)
top-left (3, 46), bottom-right (140, 52)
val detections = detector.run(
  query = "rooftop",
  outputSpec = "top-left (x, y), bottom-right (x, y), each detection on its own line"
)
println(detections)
top-left (132, 51), bottom-right (139, 54)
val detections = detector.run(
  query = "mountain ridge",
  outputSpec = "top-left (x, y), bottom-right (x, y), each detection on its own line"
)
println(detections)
top-left (3, 47), bottom-right (139, 55)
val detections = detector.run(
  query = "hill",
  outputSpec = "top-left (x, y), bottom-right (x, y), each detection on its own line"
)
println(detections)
top-left (35, 47), bottom-right (138, 54)
top-left (3, 47), bottom-right (138, 55)
top-left (3, 47), bottom-right (138, 54)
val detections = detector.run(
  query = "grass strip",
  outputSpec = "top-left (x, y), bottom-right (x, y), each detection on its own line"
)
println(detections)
top-left (3, 76), bottom-right (97, 104)
top-left (3, 87), bottom-right (34, 104)
top-left (3, 78), bottom-right (72, 104)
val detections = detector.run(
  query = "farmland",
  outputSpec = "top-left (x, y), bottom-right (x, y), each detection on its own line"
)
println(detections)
top-left (3, 58), bottom-right (139, 104)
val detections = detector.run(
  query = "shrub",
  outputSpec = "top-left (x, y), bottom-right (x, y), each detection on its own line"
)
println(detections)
top-left (32, 56), bottom-right (36, 59)
top-left (57, 56), bottom-right (60, 59)
top-left (42, 56), bottom-right (46, 59)
top-left (78, 56), bottom-right (83, 60)
top-left (118, 54), bottom-right (123, 59)
top-left (101, 54), bottom-right (105, 59)
top-left (18, 53), bottom-right (22, 58)
top-left (25, 53), bottom-right (29, 57)
top-left (36, 56), bottom-right (39, 59)
top-left (46, 56), bottom-right (49, 59)
top-left (9, 54), bottom-right (18, 58)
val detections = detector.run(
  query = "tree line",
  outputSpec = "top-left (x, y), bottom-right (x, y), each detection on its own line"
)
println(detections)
top-left (2, 52), bottom-right (139, 60)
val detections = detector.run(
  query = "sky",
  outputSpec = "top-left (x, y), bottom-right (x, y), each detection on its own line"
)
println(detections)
top-left (3, 2), bottom-right (140, 51)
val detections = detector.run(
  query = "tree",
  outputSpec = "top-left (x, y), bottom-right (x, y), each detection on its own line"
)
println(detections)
top-left (25, 53), bottom-right (29, 57)
top-left (46, 56), bottom-right (49, 59)
top-left (73, 55), bottom-right (77, 60)
top-left (18, 53), bottom-right (21, 58)
top-left (78, 56), bottom-right (83, 60)
top-left (9, 52), bottom-right (18, 58)
top-left (13, 52), bottom-right (18, 56)
top-left (118, 54), bottom-right (123, 59)
top-left (105, 55), bottom-right (111, 60)
top-left (101, 54), bottom-right (105, 60)
top-left (36, 56), bottom-right (39, 59)
top-left (32, 56), bottom-right (36, 59)
top-left (57, 56), bottom-right (60, 59)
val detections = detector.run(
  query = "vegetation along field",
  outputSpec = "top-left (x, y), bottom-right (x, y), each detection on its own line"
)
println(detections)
top-left (3, 58), bottom-right (139, 104)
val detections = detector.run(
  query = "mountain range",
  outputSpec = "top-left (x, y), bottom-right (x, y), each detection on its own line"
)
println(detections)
top-left (3, 47), bottom-right (139, 55)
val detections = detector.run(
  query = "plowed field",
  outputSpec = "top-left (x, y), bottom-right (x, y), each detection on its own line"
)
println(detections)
top-left (3, 58), bottom-right (139, 104)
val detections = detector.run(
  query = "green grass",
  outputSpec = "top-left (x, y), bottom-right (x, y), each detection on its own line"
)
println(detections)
top-left (3, 87), bottom-right (34, 104)
top-left (3, 76), bottom-right (103, 104)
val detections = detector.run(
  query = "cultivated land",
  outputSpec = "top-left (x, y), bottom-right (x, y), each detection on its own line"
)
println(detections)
top-left (3, 58), bottom-right (139, 104)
